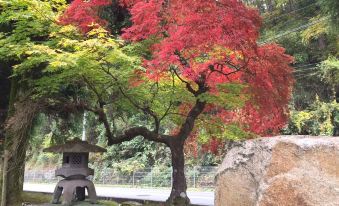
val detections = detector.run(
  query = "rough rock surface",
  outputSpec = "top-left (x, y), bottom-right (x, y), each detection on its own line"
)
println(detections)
top-left (215, 135), bottom-right (339, 206)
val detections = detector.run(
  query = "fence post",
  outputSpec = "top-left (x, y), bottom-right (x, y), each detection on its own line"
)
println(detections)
top-left (33, 170), bottom-right (36, 182)
top-left (132, 171), bottom-right (135, 187)
top-left (101, 171), bottom-right (105, 185)
top-left (193, 166), bottom-right (196, 188)
top-left (150, 169), bottom-right (153, 188)
top-left (170, 167), bottom-right (173, 188)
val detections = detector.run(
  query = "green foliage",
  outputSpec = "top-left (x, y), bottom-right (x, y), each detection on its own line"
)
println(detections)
top-left (254, 0), bottom-right (339, 137)
top-left (0, 0), bottom-right (139, 109)
top-left (319, 56), bottom-right (339, 87)
top-left (0, 0), bottom-right (66, 61)
top-left (284, 98), bottom-right (338, 136)
top-left (301, 15), bottom-right (330, 44)
top-left (99, 0), bottom-right (131, 35)
top-left (198, 83), bottom-right (249, 110)
top-left (197, 120), bottom-right (251, 144)
top-left (27, 113), bottom-right (86, 168)
top-left (259, 0), bottom-right (338, 114)
top-left (94, 133), bottom-right (171, 173)
top-left (317, 0), bottom-right (339, 32)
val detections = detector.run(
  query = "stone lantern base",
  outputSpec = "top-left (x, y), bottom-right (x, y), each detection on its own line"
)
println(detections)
top-left (52, 179), bottom-right (97, 205)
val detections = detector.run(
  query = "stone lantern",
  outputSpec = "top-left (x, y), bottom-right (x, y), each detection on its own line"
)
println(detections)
top-left (43, 138), bottom-right (107, 205)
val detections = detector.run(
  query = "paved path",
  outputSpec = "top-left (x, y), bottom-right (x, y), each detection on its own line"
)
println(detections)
top-left (23, 183), bottom-right (214, 206)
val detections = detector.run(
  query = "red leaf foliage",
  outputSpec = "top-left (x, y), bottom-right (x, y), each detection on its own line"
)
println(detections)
top-left (184, 134), bottom-right (225, 157)
top-left (201, 138), bottom-right (225, 154)
top-left (60, 0), bottom-right (294, 152)
top-left (122, 0), bottom-right (294, 137)
top-left (59, 0), bottom-right (111, 33)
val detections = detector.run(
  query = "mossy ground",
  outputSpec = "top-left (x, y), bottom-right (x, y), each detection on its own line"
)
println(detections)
top-left (20, 192), bottom-right (162, 206)
top-left (22, 192), bottom-right (118, 205)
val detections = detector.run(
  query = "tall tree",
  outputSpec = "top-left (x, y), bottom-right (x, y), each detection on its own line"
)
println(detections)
top-left (0, 1), bottom-right (136, 203)
top-left (0, 0), bottom-right (68, 204)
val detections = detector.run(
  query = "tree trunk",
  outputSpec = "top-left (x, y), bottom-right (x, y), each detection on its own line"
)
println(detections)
top-left (4, 136), bottom-right (30, 205)
top-left (0, 150), bottom-right (8, 206)
top-left (1, 133), bottom-right (29, 205)
top-left (1, 76), bottom-right (38, 205)
top-left (0, 155), bottom-right (2, 198)
top-left (318, 35), bottom-right (326, 50)
top-left (332, 102), bottom-right (339, 136)
top-left (0, 61), bottom-right (12, 199)
top-left (0, 147), bottom-right (26, 206)
top-left (166, 140), bottom-right (190, 206)
top-left (1, 77), bottom-right (18, 205)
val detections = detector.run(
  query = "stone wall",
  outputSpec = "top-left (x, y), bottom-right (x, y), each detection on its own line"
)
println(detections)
top-left (215, 135), bottom-right (339, 206)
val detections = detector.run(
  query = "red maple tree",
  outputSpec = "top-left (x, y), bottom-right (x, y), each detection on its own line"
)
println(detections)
top-left (121, 0), bottom-right (293, 131)
top-left (60, 0), bottom-right (294, 204)
top-left (60, 0), bottom-right (111, 33)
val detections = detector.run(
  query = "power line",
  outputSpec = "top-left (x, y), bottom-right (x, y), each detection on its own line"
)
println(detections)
top-left (292, 63), bottom-right (321, 72)
top-left (264, 3), bottom-right (318, 23)
top-left (260, 17), bottom-right (328, 44)
top-left (294, 73), bottom-right (319, 78)
top-left (259, 16), bottom-right (329, 44)
top-left (293, 66), bottom-right (319, 73)
top-left (262, 2), bottom-right (314, 18)
top-left (293, 67), bottom-right (321, 78)
top-left (293, 67), bottom-right (319, 74)
top-left (294, 63), bottom-right (319, 69)
top-left (264, 9), bottom-right (321, 34)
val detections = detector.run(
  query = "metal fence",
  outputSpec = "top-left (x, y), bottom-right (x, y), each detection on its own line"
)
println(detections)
top-left (24, 166), bottom-right (218, 189)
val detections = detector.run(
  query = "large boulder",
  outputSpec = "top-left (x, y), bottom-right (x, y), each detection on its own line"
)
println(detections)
top-left (215, 135), bottom-right (339, 206)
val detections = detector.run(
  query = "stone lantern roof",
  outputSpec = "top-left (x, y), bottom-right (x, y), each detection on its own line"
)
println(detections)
top-left (43, 138), bottom-right (107, 153)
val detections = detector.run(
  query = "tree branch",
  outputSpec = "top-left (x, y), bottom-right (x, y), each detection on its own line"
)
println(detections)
top-left (174, 50), bottom-right (190, 68)
top-left (172, 51), bottom-right (199, 96)
top-left (82, 75), bottom-right (105, 107)
top-left (207, 58), bottom-right (251, 80)
top-left (176, 99), bottom-right (206, 140)
top-left (172, 68), bottom-right (197, 96)
top-left (107, 126), bottom-right (171, 146)
top-left (98, 65), bottom-right (161, 133)
top-left (176, 76), bottom-right (208, 140)
top-left (159, 73), bottom-right (176, 122)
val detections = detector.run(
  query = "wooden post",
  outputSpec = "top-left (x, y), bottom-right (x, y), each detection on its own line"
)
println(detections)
top-left (150, 169), bottom-right (153, 188)
top-left (193, 166), bottom-right (196, 188)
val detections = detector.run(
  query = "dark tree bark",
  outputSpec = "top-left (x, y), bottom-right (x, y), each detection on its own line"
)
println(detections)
top-left (1, 77), bottom-right (19, 206)
top-left (1, 77), bottom-right (39, 205)
top-left (4, 136), bottom-right (30, 204)
top-left (167, 140), bottom-right (190, 205)
top-left (0, 63), bottom-right (11, 147)
top-left (0, 61), bottom-right (11, 199)
top-left (318, 35), bottom-right (327, 50)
